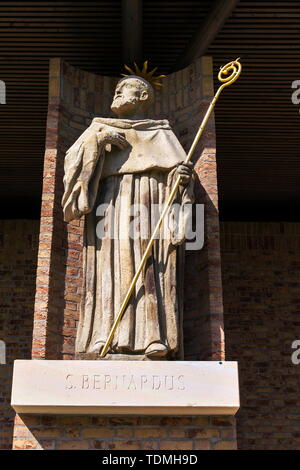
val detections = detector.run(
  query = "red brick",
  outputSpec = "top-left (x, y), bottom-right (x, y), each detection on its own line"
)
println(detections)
top-left (57, 440), bottom-right (89, 450)
top-left (160, 440), bottom-right (193, 450)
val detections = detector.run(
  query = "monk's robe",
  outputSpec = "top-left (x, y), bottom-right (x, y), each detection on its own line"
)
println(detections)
top-left (62, 118), bottom-right (194, 358)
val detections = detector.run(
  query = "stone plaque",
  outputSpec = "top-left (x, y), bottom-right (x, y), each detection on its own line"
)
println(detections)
top-left (11, 360), bottom-right (239, 415)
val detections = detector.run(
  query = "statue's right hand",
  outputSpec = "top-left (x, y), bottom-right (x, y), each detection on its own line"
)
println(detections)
top-left (97, 131), bottom-right (128, 150)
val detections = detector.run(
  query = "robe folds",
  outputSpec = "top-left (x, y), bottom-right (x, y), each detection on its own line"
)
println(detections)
top-left (62, 118), bottom-right (195, 358)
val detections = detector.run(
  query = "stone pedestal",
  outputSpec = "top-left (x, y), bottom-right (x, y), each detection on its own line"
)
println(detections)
top-left (11, 360), bottom-right (239, 416)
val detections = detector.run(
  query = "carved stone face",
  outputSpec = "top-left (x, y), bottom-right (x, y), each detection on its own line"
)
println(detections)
top-left (111, 78), bottom-right (150, 117)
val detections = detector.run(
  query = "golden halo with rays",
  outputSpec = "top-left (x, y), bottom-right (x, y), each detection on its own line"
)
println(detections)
top-left (121, 61), bottom-right (166, 88)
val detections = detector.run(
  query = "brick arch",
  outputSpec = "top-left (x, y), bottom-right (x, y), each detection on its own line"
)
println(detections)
top-left (31, 57), bottom-right (224, 362)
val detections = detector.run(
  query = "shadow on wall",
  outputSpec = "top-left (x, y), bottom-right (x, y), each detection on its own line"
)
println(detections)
top-left (184, 176), bottom-right (221, 360)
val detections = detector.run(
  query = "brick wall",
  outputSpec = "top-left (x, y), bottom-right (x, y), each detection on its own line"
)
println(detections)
top-left (6, 219), bottom-right (300, 450)
top-left (0, 220), bottom-right (39, 449)
top-left (221, 222), bottom-right (300, 450)
top-left (11, 57), bottom-right (234, 450)
top-left (12, 415), bottom-right (236, 450)
top-left (3, 219), bottom-right (300, 450)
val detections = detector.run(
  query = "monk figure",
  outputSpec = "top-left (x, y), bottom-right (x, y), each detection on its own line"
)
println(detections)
top-left (62, 74), bottom-right (194, 359)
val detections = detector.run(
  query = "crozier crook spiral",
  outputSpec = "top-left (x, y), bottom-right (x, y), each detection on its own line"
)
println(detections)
top-left (218, 58), bottom-right (242, 88)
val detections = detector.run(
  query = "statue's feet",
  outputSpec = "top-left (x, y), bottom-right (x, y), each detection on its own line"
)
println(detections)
top-left (88, 341), bottom-right (105, 355)
top-left (145, 342), bottom-right (168, 358)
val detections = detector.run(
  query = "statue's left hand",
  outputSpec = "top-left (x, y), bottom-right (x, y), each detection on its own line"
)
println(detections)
top-left (97, 131), bottom-right (129, 150)
top-left (176, 161), bottom-right (194, 184)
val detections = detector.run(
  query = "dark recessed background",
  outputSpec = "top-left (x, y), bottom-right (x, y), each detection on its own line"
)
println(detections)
top-left (0, 0), bottom-right (299, 220)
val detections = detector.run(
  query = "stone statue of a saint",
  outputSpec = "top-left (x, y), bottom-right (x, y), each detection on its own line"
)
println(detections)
top-left (62, 75), bottom-right (194, 359)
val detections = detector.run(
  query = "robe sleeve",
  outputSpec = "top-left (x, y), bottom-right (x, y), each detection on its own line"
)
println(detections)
top-left (167, 166), bottom-right (196, 246)
top-left (62, 124), bottom-right (106, 223)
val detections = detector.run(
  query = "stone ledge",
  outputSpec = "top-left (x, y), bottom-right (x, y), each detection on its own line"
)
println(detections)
top-left (11, 360), bottom-right (239, 416)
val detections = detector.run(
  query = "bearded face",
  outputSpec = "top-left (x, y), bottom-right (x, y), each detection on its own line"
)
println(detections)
top-left (111, 78), bottom-right (147, 117)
